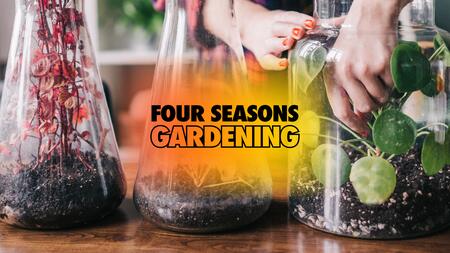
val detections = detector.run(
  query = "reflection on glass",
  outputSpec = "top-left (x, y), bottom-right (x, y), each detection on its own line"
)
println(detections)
top-left (133, 0), bottom-right (272, 233)
top-left (289, 0), bottom-right (450, 239)
top-left (0, 0), bottom-right (126, 229)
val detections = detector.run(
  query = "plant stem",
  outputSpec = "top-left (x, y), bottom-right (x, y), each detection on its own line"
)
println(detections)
top-left (418, 123), bottom-right (449, 132)
top-left (416, 131), bottom-right (431, 138)
top-left (399, 92), bottom-right (413, 108)
top-left (301, 133), bottom-right (368, 155)
top-left (387, 154), bottom-right (396, 161)
top-left (317, 116), bottom-right (377, 153)
top-left (429, 44), bottom-right (446, 61)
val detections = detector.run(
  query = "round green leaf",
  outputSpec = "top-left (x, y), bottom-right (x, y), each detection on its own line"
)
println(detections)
top-left (311, 144), bottom-right (351, 188)
top-left (421, 77), bottom-right (439, 97)
top-left (373, 110), bottom-right (417, 155)
top-left (421, 131), bottom-right (448, 176)
top-left (350, 157), bottom-right (396, 205)
top-left (391, 43), bottom-right (431, 92)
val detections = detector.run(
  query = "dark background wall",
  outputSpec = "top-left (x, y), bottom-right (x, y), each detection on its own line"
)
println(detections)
top-left (436, 0), bottom-right (450, 31)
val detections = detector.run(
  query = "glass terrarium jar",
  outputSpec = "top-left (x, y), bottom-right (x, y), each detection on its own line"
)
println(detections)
top-left (0, 0), bottom-right (126, 229)
top-left (133, 0), bottom-right (272, 233)
top-left (289, 0), bottom-right (450, 239)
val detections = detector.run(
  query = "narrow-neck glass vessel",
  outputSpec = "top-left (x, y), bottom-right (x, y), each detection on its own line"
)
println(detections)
top-left (133, 0), bottom-right (272, 233)
top-left (0, 0), bottom-right (126, 229)
top-left (289, 0), bottom-right (450, 239)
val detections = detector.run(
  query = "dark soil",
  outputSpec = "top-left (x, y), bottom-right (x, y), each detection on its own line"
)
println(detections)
top-left (290, 145), bottom-right (450, 239)
top-left (134, 169), bottom-right (271, 233)
top-left (0, 152), bottom-right (126, 229)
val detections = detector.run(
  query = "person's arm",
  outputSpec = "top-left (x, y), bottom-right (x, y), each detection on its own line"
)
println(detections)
top-left (326, 0), bottom-right (412, 136)
top-left (204, 0), bottom-right (314, 70)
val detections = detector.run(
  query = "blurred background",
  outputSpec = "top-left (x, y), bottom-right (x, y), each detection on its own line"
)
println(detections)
top-left (0, 0), bottom-right (449, 156)
top-left (0, 0), bottom-right (166, 161)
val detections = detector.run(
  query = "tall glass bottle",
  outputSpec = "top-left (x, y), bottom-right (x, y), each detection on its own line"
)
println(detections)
top-left (289, 0), bottom-right (450, 238)
top-left (0, 0), bottom-right (126, 229)
top-left (133, 0), bottom-right (272, 233)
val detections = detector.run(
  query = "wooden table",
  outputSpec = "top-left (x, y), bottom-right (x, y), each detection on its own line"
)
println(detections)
top-left (1, 158), bottom-right (450, 253)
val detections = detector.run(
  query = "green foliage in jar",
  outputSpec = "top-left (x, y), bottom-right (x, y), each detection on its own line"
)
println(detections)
top-left (311, 144), bottom-right (351, 188)
top-left (421, 130), bottom-right (450, 176)
top-left (299, 37), bottom-right (449, 205)
top-left (373, 110), bottom-right (417, 155)
top-left (434, 32), bottom-right (450, 67)
top-left (350, 157), bottom-right (396, 205)
top-left (390, 42), bottom-right (431, 93)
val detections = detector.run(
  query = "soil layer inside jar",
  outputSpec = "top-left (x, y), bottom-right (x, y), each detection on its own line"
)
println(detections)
top-left (0, 152), bottom-right (125, 229)
top-left (290, 146), bottom-right (450, 239)
top-left (134, 171), bottom-right (272, 233)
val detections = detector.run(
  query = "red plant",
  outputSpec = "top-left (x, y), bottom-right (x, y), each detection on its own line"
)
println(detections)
top-left (6, 0), bottom-right (109, 169)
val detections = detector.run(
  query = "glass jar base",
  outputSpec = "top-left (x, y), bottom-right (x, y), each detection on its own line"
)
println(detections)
top-left (290, 212), bottom-right (450, 240)
top-left (289, 145), bottom-right (450, 239)
top-left (143, 216), bottom-right (269, 234)
top-left (0, 153), bottom-right (126, 230)
top-left (0, 208), bottom-right (121, 230)
top-left (134, 182), bottom-right (272, 234)
top-left (290, 192), bottom-right (450, 240)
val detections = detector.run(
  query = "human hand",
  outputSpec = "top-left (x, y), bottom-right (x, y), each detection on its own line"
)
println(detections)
top-left (325, 32), bottom-right (396, 136)
top-left (324, 0), bottom-right (408, 136)
top-left (237, 1), bottom-right (316, 71)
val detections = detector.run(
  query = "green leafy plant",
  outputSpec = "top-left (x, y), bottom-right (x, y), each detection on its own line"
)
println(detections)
top-left (99, 0), bottom-right (164, 35)
top-left (350, 157), bottom-right (396, 205)
top-left (311, 144), bottom-right (351, 188)
top-left (372, 109), bottom-right (417, 155)
top-left (305, 35), bottom-right (450, 205)
top-left (391, 42), bottom-right (431, 92)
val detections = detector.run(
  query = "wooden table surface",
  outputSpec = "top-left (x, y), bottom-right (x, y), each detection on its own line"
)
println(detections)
top-left (1, 154), bottom-right (450, 253)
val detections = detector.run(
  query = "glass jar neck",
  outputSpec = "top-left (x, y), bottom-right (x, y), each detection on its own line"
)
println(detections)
top-left (404, 0), bottom-right (435, 27)
top-left (314, 0), bottom-right (435, 29)
top-left (314, 0), bottom-right (353, 28)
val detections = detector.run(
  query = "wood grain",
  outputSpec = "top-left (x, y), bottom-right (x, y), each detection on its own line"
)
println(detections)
top-left (0, 160), bottom-right (449, 253)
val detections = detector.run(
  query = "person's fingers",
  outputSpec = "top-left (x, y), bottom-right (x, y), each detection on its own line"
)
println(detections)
top-left (264, 37), bottom-right (295, 55)
top-left (271, 23), bottom-right (305, 39)
top-left (355, 110), bottom-right (372, 122)
top-left (257, 54), bottom-right (288, 71)
top-left (380, 69), bottom-right (394, 89)
top-left (342, 76), bottom-right (378, 114)
top-left (326, 84), bottom-right (369, 136)
top-left (358, 75), bottom-right (390, 104)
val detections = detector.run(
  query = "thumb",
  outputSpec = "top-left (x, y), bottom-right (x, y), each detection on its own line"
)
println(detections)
top-left (257, 54), bottom-right (288, 71)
